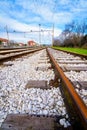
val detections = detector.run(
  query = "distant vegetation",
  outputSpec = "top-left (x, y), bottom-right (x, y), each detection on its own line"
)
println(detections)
top-left (53, 20), bottom-right (87, 48)
top-left (0, 40), bottom-right (2, 45)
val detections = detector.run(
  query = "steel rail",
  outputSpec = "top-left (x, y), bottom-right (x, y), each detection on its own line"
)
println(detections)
top-left (0, 47), bottom-right (37, 54)
top-left (47, 48), bottom-right (87, 129)
top-left (0, 46), bottom-right (35, 51)
top-left (0, 49), bottom-right (29, 55)
top-left (0, 48), bottom-right (44, 62)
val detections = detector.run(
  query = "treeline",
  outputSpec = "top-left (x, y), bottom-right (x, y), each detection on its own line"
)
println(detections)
top-left (53, 20), bottom-right (87, 48)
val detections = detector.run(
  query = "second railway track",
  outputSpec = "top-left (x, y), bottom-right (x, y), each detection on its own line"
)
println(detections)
top-left (0, 47), bottom-right (44, 63)
top-left (0, 48), bottom-right (87, 130)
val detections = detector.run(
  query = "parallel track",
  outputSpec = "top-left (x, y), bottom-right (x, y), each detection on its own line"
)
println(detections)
top-left (0, 47), bottom-right (44, 63)
top-left (0, 46), bottom-right (34, 51)
top-left (0, 47), bottom-right (40, 55)
top-left (0, 48), bottom-right (29, 55)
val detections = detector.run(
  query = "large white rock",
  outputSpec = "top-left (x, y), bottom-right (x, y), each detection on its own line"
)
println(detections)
top-left (42, 110), bottom-right (48, 115)
top-left (48, 98), bottom-right (55, 106)
top-left (57, 100), bottom-right (63, 106)
top-left (59, 118), bottom-right (66, 126)
top-left (28, 103), bottom-right (32, 110)
top-left (37, 97), bottom-right (42, 103)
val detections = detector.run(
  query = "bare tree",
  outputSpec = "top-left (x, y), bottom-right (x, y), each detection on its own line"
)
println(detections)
top-left (53, 39), bottom-right (62, 46)
top-left (62, 20), bottom-right (87, 47)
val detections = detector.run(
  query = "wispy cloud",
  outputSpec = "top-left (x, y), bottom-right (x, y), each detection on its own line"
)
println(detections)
top-left (0, 0), bottom-right (87, 44)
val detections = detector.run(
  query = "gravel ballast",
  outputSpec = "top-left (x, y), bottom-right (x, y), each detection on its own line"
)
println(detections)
top-left (0, 49), bottom-right (70, 128)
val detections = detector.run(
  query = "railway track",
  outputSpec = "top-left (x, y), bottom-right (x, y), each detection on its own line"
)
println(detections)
top-left (0, 47), bottom-right (44, 63)
top-left (0, 46), bottom-right (34, 51)
top-left (0, 48), bottom-right (30, 55)
top-left (48, 48), bottom-right (87, 105)
top-left (0, 48), bottom-right (87, 129)
top-left (0, 46), bottom-right (40, 55)
top-left (47, 48), bottom-right (87, 129)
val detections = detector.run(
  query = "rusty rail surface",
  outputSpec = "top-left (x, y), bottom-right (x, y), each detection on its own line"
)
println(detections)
top-left (47, 48), bottom-right (87, 129)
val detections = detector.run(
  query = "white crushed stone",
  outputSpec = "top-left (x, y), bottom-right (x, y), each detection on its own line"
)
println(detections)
top-left (0, 49), bottom-right (70, 128)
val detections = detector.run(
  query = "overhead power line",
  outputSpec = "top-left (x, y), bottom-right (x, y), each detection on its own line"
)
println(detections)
top-left (3, 24), bottom-right (54, 45)
top-left (13, 25), bottom-right (53, 44)
top-left (13, 29), bottom-right (52, 33)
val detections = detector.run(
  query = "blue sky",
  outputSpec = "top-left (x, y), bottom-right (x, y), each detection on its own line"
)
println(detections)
top-left (0, 0), bottom-right (87, 44)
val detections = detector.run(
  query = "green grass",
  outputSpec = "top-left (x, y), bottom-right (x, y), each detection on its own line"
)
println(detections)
top-left (52, 46), bottom-right (87, 56)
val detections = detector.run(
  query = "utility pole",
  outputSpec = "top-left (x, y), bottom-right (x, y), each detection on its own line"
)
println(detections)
top-left (5, 25), bottom-right (10, 46)
top-left (52, 24), bottom-right (54, 46)
top-left (39, 24), bottom-right (41, 45)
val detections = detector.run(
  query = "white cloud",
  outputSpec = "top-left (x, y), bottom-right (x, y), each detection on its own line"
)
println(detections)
top-left (0, 6), bottom-right (62, 44)
top-left (53, 12), bottom-right (73, 24)
top-left (54, 28), bottom-right (62, 37)
top-left (15, 0), bottom-right (73, 24)
top-left (0, 14), bottom-right (39, 31)
top-left (0, 14), bottom-right (62, 44)
top-left (0, 0), bottom-right (87, 44)
top-left (59, 0), bottom-right (70, 5)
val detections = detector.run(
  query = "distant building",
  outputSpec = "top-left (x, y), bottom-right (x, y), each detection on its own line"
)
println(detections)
top-left (0, 38), bottom-right (8, 47)
top-left (27, 40), bottom-right (36, 46)
top-left (19, 43), bottom-right (24, 46)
